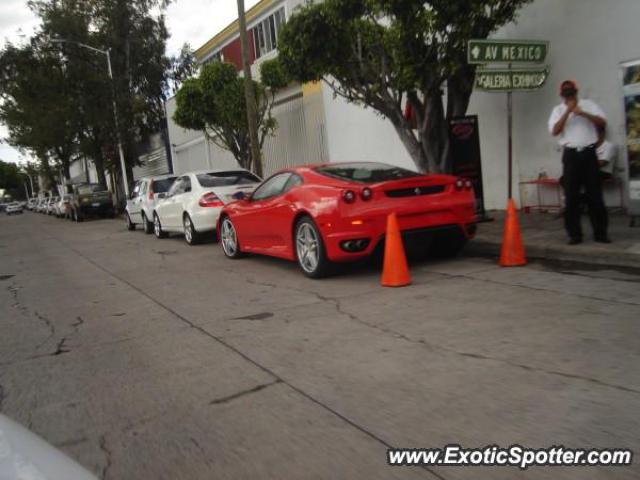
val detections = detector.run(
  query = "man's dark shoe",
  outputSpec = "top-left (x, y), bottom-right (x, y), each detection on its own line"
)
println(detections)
top-left (568, 237), bottom-right (583, 245)
top-left (594, 236), bottom-right (612, 244)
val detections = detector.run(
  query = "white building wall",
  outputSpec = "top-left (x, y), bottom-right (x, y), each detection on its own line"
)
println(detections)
top-left (469, 0), bottom-right (640, 209)
top-left (321, 85), bottom-right (416, 170)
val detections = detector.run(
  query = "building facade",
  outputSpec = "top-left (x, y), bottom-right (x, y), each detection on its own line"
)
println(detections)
top-left (166, 0), bottom-right (640, 209)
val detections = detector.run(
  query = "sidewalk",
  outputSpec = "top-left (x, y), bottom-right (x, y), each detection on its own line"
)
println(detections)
top-left (468, 210), bottom-right (640, 269)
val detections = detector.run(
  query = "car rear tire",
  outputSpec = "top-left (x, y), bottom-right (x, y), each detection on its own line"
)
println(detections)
top-left (153, 213), bottom-right (168, 239)
top-left (183, 214), bottom-right (201, 245)
top-left (142, 213), bottom-right (153, 234)
top-left (220, 216), bottom-right (243, 259)
top-left (294, 216), bottom-right (332, 278)
top-left (126, 213), bottom-right (135, 231)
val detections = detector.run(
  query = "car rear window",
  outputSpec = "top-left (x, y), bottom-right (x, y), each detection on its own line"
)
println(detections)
top-left (197, 171), bottom-right (261, 188)
top-left (76, 184), bottom-right (105, 194)
top-left (152, 178), bottom-right (176, 193)
top-left (315, 163), bottom-right (421, 183)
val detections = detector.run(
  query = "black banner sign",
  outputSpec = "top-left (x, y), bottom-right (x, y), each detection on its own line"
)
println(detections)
top-left (449, 115), bottom-right (486, 217)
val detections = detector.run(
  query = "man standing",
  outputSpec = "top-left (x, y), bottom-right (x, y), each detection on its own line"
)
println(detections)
top-left (548, 80), bottom-right (611, 244)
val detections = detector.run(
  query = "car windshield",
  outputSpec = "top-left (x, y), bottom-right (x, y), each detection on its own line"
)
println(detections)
top-left (197, 171), bottom-right (261, 188)
top-left (315, 163), bottom-right (421, 183)
top-left (76, 184), bottom-right (105, 194)
top-left (152, 178), bottom-right (176, 193)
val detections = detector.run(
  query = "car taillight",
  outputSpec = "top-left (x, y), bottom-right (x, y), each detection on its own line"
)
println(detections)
top-left (148, 181), bottom-right (154, 200)
top-left (455, 178), bottom-right (473, 191)
top-left (342, 190), bottom-right (356, 204)
top-left (199, 192), bottom-right (224, 208)
top-left (361, 187), bottom-right (373, 201)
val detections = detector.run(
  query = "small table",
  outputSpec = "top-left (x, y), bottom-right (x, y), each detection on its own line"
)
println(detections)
top-left (519, 178), bottom-right (562, 213)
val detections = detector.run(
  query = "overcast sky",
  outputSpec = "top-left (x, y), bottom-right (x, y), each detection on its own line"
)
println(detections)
top-left (0, 0), bottom-right (259, 165)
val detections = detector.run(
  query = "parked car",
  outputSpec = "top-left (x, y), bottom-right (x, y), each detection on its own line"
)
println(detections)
top-left (54, 195), bottom-right (72, 218)
top-left (0, 414), bottom-right (98, 480)
top-left (46, 196), bottom-right (60, 215)
top-left (27, 198), bottom-right (37, 210)
top-left (69, 184), bottom-right (114, 222)
top-left (218, 162), bottom-right (478, 278)
top-left (153, 169), bottom-right (261, 245)
top-left (125, 174), bottom-right (177, 233)
top-left (35, 197), bottom-right (49, 213)
top-left (5, 201), bottom-right (24, 215)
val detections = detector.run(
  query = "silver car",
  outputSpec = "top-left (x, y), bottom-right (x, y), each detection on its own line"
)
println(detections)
top-left (5, 202), bottom-right (24, 215)
top-left (125, 174), bottom-right (177, 233)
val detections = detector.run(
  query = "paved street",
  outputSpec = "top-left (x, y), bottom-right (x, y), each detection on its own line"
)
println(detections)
top-left (1, 212), bottom-right (639, 480)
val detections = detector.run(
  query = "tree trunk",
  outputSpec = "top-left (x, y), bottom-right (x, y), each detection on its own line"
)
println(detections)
top-left (419, 92), bottom-right (449, 173)
top-left (237, 0), bottom-right (263, 178)
top-left (93, 154), bottom-right (107, 189)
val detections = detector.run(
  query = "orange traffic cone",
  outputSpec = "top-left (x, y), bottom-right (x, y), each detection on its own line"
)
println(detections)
top-left (381, 212), bottom-right (411, 287)
top-left (499, 198), bottom-right (527, 267)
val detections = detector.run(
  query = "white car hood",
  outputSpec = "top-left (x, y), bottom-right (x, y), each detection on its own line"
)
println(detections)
top-left (0, 414), bottom-right (97, 480)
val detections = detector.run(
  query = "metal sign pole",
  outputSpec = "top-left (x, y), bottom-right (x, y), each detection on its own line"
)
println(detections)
top-left (507, 88), bottom-right (513, 200)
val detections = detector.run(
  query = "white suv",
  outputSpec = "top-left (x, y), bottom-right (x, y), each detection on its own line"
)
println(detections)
top-left (125, 174), bottom-right (177, 233)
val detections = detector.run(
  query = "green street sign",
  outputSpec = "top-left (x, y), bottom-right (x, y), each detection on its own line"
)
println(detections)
top-left (475, 68), bottom-right (549, 91)
top-left (468, 39), bottom-right (548, 65)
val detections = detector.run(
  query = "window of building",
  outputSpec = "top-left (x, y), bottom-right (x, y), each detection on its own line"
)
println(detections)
top-left (252, 6), bottom-right (285, 60)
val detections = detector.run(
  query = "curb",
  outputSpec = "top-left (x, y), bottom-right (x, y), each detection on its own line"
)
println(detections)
top-left (467, 239), bottom-right (640, 271)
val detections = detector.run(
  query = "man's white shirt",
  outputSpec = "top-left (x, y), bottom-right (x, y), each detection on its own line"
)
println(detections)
top-left (548, 99), bottom-right (607, 148)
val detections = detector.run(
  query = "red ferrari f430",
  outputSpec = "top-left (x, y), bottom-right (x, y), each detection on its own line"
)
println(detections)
top-left (218, 162), bottom-right (477, 277)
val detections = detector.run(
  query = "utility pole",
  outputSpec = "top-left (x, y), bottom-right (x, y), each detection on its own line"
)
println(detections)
top-left (237, 0), bottom-right (263, 177)
top-left (50, 38), bottom-right (130, 199)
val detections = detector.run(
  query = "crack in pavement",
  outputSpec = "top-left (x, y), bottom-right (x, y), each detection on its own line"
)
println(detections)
top-left (71, 316), bottom-right (84, 333)
top-left (209, 379), bottom-right (282, 406)
top-left (34, 310), bottom-right (56, 349)
top-left (53, 337), bottom-right (71, 356)
top-left (315, 296), bottom-right (640, 396)
top-left (99, 435), bottom-right (113, 480)
top-left (434, 270), bottom-right (640, 307)
top-left (46, 232), bottom-right (445, 480)
top-left (231, 311), bottom-right (274, 321)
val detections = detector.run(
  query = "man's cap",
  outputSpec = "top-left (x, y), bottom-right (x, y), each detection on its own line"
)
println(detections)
top-left (560, 80), bottom-right (579, 94)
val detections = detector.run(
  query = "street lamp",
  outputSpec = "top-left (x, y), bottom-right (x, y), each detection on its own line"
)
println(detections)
top-left (50, 38), bottom-right (130, 198)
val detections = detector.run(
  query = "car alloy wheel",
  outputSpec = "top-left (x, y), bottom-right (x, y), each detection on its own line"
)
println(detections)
top-left (220, 217), bottom-right (241, 258)
top-left (153, 214), bottom-right (166, 239)
top-left (296, 222), bottom-right (320, 274)
top-left (183, 214), bottom-right (199, 245)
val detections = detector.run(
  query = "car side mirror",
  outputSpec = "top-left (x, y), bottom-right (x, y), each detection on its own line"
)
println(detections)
top-left (232, 191), bottom-right (250, 201)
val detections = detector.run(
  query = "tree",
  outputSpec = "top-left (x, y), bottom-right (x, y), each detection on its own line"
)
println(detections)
top-left (0, 160), bottom-right (27, 200)
top-left (24, 0), bottom-right (172, 191)
top-left (173, 60), bottom-right (289, 172)
top-left (0, 38), bottom-right (80, 183)
top-left (277, 0), bottom-right (532, 173)
top-left (167, 43), bottom-right (199, 96)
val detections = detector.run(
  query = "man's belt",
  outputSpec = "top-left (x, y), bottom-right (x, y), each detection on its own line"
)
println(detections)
top-left (564, 144), bottom-right (597, 153)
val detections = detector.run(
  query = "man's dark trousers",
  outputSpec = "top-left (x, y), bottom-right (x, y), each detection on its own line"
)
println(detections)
top-left (562, 145), bottom-right (608, 240)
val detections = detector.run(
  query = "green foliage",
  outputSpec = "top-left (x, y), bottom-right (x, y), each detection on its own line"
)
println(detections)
top-left (0, 160), bottom-right (26, 199)
top-left (1, 0), bottom-right (173, 189)
top-left (278, 0), bottom-right (533, 172)
top-left (173, 61), bottom-right (284, 171)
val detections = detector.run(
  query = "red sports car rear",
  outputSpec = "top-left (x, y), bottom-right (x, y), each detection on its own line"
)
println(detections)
top-left (218, 162), bottom-right (477, 277)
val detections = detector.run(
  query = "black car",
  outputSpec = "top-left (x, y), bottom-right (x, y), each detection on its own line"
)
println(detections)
top-left (69, 184), bottom-right (114, 221)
